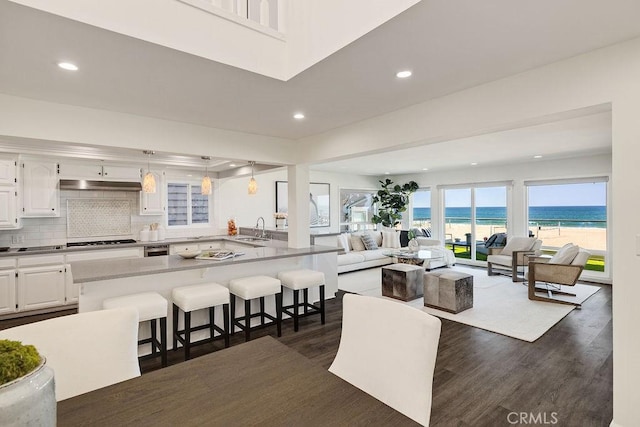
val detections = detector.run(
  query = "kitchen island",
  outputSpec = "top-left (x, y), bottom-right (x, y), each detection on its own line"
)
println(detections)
top-left (70, 240), bottom-right (339, 348)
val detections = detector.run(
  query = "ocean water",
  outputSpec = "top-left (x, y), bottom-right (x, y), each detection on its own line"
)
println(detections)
top-left (413, 206), bottom-right (606, 228)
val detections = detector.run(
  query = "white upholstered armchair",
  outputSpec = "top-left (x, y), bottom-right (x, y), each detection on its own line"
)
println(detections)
top-left (487, 237), bottom-right (542, 282)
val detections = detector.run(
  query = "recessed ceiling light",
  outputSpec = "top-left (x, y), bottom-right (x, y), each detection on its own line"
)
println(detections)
top-left (384, 172), bottom-right (390, 175)
top-left (396, 70), bottom-right (412, 79)
top-left (470, 162), bottom-right (478, 166)
top-left (533, 155), bottom-right (543, 159)
top-left (293, 113), bottom-right (305, 120)
top-left (57, 62), bottom-right (78, 71)
top-left (187, 174), bottom-right (193, 177)
top-left (422, 168), bottom-right (429, 171)
top-left (229, 163), bottom-right (236, 167)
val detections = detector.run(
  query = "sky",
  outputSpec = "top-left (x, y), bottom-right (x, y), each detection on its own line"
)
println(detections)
top-left (413, 183), bottom-right (606, 207)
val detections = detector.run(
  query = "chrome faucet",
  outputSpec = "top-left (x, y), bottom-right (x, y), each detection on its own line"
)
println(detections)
top-left (255, 216), bottom-right (266, 238)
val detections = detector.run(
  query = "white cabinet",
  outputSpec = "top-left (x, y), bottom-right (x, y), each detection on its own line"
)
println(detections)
top-left (59, 163), bottom-right (141, 181)
top-left (0, 269), bottom-right (17, 315)
top-left (0, 187), bottom-right (20, 229)
top-left (102, 165), bottom-right (141, 181)
top-left (22, 161), bottom-right (60, 217)
top-left (170, 243), bottom-right (200, 254)
top-left (140, 171), bottom-right (164, 215)
top-left (64, 264), bottom-right (78, 304)
top-left (0, 158), bottom-right (16, 185)
top-left (17, 265), bottom-right (66, 311)
top-left (198, 241), bottom-right (223, 250)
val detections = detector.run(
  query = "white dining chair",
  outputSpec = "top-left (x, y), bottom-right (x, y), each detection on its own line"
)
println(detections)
top-left (0, 307), bottom-right (141, 401)
top-left (329, 294), bottom-right (441, 426)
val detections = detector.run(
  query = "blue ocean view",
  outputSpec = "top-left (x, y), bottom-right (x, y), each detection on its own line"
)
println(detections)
top-left (413, 206), bottom-right (606, 228)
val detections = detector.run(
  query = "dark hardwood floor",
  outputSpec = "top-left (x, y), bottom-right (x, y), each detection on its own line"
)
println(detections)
top-left (0, 283), bottom-right (612, 427)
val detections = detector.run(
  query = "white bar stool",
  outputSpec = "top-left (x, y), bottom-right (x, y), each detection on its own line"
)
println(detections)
top-left (172, 282), bottom-right (230, 360)
top-left (229, 275), bottom-right (282, 341)
top-left (103, 292), bottom-right (168, 367)
top-left (277, 269), bottom-right (326, 332)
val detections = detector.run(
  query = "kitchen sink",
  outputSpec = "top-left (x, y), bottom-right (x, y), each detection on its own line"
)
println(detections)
top-left (235, 236), bottom-right (269, 242)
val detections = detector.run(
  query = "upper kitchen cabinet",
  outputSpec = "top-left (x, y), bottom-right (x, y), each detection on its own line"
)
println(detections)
top-left (59, 163), bottom-right (141, 181)
top-left (140, 171), bottom-right (165, 215)
top-left (22, 160), bottom-right (60, 217)
top-left (0, 158), bottom-right (17, 185)
top-left (0, 156), bottom-right (21, 229)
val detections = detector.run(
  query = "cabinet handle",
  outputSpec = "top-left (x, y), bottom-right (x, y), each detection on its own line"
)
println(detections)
top-left (51, 208), bottom-right (55, 211)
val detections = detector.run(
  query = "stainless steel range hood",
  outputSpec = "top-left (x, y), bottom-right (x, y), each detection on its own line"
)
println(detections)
top-left (59, 179), bottom-right (142, 192)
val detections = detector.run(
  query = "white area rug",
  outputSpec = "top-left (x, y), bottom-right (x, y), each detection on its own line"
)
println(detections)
top-left (338, 266), bottom-right (601, 342)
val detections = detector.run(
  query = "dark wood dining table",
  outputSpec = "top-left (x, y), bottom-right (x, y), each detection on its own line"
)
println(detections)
top-left (57, 336), bottom-right (419, 426)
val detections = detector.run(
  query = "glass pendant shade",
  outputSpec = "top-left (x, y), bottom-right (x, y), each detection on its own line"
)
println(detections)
top-left (248, 161), bottom-right (257, 195)
top-left (142, 171), bottom-right (156, 193)
top-left (201, 175), bottom-right (212, 195)
top-left (248, 177), bottom-right (257, 195)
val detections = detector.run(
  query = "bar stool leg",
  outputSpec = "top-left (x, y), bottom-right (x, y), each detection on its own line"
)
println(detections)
top-left (244, 299), bottom-right (251, 342)
top-left (209, 306), bottom-right (215, 340)
top-left (303, 289), bottom-right (309, 314)
top-left (172, 304), bottom-right (179, 350)
top-left (184, 311), bottom-right (191, 361)
top-left (230, 295), bottom-right (236, 334)
top-left (259, 297), bottom-right (265, 325)
top-left (160, 317), bottom-right (167, 367)
top-left (320, 285), bottom-right (326, 325)
top-left (276, 292), bottom-right (282, 337)
top-left (223, 303), bottom-right (230, 348)
top-left (293, 289), bottom-right (299, 332)
top-left (150, 319), bottom-right (158, 357)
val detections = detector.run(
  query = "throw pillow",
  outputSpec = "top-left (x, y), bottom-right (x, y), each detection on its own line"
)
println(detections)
top-left (500, 237), bottom-right (535, 256)
top-left (366, 230), bottom-right (383, 247)
top-left (422, 227), bottom-right (432, 238)
top-left (382, 230), bottom-right (401, 249)
top-left (360, 233), bottom-right (379, 250)
top-left (549, 243), bottom-right (579, 264)
top-left (337, 234), bottom-right (350, 253)
top-left (350, 234), bottom-right (366, 251)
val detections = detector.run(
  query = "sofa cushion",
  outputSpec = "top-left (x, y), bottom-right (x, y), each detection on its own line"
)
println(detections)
top-left (337, 234), bottom-right (350, 253)
top-left (360, 249), bottom-right (389, 261)
top-left (338, 252), bottom-right (366, 266)
top-left (382, 230), bottom-right (400, 249)
top-left (500, 237), bottom-right (536, 256)
top-left (360, 233), bottom-right (379, 250)
top-left (487, 254), bottom-right (513, 267)
top-left (549, 243), bottom-right (579, 264)
top-left (366, 230), bottom-right (383, 247)
top-left (350, 234), bottom-right (366, 251)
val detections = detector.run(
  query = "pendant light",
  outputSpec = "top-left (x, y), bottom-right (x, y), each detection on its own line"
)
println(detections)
top-left (201, 156), bottom-right (212, 196)
top-left (142, 150), bottom-right (156, 193)
top-left (248, 161), bottom-right (257, 195)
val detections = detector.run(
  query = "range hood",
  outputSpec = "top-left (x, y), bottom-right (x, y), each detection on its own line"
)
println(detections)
top-left (59, 179), bottom-right (142, 192)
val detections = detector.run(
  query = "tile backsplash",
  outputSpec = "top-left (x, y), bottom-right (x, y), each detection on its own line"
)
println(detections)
top-left (0, 190), bottom-right (162, 248)
top-left (67, 199), bottom-right (131, 238)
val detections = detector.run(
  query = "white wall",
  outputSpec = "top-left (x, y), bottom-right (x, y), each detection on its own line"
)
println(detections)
top-left (0, 94), bottom-right (296, 165)
top-left (216, 168), bottom-right (380, 235)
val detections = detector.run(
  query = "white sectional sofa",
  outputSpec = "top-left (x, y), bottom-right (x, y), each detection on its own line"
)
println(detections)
top-left (336, 231), bottom-right (455, 274)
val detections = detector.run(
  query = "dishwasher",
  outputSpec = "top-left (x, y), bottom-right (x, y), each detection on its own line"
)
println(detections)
top-left (144, 244), bottom-right (169, 257)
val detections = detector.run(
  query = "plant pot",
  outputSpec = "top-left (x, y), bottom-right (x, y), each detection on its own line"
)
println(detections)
top-left (0, 358), bottom-right (56, 426)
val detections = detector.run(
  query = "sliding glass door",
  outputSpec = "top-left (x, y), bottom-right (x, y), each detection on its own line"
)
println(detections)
top-left (475, 187), bottom-right (507, 261)
top-left (444, 189), bottom-right (472, 259)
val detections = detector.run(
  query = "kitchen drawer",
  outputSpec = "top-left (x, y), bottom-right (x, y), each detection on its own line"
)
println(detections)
top-left (66, 248), bottom-right (143, 262)
top-left (18, 254), bottom-right (65, 267)
top-left (0, 258), bottom-right (17, 269)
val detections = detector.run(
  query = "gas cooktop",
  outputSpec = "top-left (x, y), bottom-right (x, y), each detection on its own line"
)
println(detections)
top-left (66, 239), bottom-right (137, 247)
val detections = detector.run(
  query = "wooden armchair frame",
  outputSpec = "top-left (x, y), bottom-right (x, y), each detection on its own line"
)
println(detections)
top-left (527, 257), bottom-right (585, 306)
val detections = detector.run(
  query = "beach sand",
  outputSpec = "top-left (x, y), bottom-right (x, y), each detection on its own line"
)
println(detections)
top-left (441, 223), bottom-right (606, 251)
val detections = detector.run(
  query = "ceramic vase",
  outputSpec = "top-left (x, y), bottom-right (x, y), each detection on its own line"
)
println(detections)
top-left (0, 359), bottom-right (56, 426)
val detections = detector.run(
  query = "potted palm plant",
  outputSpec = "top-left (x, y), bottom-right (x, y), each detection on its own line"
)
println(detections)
top-left (0, 339), bottom-right (56, 426)
top-left (372, 179), bottom-right (419, 228)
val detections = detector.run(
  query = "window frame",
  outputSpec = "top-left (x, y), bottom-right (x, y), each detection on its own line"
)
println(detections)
top-left (166, 180), bottom-right (212, 228)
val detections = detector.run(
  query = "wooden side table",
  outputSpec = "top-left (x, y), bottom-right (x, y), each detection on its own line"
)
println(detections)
top-left (382, 263), bottom-right (424, 301)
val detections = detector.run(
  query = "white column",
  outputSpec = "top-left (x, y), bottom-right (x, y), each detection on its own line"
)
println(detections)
top-left (611, 93), bottom-right (640, 427)
top-left (287, 164), bottom-right (310, 248)
top-left (276, 0), bottom-right (286, 33)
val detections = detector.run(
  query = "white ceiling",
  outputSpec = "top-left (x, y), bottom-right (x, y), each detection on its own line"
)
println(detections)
top-left (0, 0), bottom-right (632, 173)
